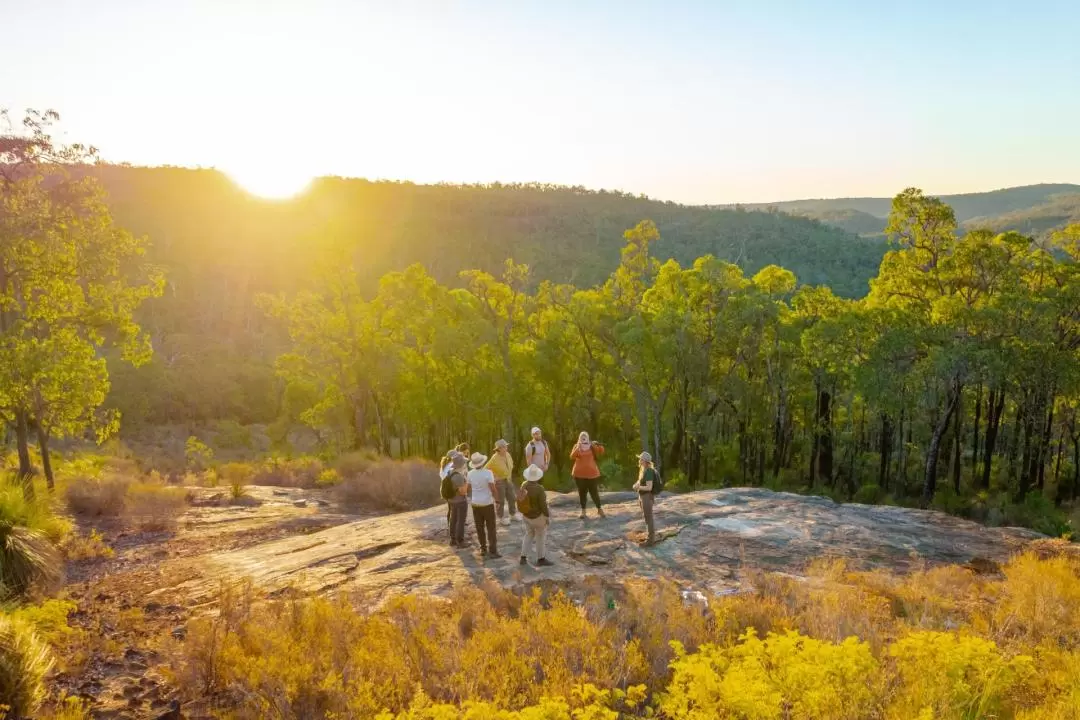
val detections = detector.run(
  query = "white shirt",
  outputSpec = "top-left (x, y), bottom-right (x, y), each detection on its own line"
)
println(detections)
top-left (467, 468), bottom-right (496, 506)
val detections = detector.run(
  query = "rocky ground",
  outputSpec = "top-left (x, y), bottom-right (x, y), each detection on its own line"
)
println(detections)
top-left (54, 486), bottom-right (1043, 718)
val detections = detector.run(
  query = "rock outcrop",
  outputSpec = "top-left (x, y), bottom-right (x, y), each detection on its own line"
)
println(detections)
top-left (203, 488), bottom-right (1042, 599)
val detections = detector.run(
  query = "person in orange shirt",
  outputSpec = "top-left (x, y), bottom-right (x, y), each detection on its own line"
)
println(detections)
top-left (570, 431), bottom-right (605, 519)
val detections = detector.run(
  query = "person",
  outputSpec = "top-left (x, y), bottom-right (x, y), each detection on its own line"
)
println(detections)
top-left (518, 464), bottom-right (553, 567)
top-left (524, 427), bottom-right (551, 472)
top-left (632, 451), bottom-right (658, 546)
top-left (446, 453), bottom-right (469, 547)
top-left (467, 452), bottom-right (500, 558)
top-left (488, 439), bottom-right (517, 526)
top-left (570, 431), bottom-right (606, 519)
top-left (440, 442), bottom-right (471, 479)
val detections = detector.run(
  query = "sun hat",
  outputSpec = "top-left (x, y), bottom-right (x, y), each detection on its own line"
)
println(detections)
top-left (470, 452), bottom-right (488, 469)
top-left (530, 426), bottom-right (542, 435)
top-left (523, 464), bottom-right (544, 482)
top-left (637, 451), bottom-right (653, 463)
top-left (451, 453), bottom-right (467, 469)
top-left (493, 439), bottom-right (509, 449)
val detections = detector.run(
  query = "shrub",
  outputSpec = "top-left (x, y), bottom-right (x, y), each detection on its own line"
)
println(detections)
top-left (0, 481), bottom-right (65, 600)
top-left (335, 459), bottom-right (440, 511)
top-left (125, 481), bottom-right (188, 531)
top-left (0, 614), bottom-right (53, 718)
top-left (64, 476), bottom-right (128, 517)
top-left (852, 483), bottom-right (882, 504)
top-left (662, 629), bottom-right (880, 720)
top-left (334, 450), bottom-right (379, 477)
top-left (1004, 493), bottom-right (1073, 538)
top-left (886, 631), bottom-right (1034, 719)
top-left (995, 551), bottom-right (1080, 646)
top-left (252, 457), bottom-right (324, 488)
top-left (185, 436), bottom-right (214, 472)
top-left (213, 419), bottom-right (253, 450)
top-left (61, 529), bottom-right (115, 562)
top-left (316, 468), bottom-right (342, 488)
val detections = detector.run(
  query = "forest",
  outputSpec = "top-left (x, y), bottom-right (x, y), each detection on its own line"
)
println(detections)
top-left (2, 109), bottom-right (1079, 536)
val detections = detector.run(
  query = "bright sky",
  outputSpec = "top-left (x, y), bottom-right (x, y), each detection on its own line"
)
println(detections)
top-left (2, 0), bottom-right (1077, 203)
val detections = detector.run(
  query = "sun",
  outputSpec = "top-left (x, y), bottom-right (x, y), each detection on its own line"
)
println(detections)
top-left (226, 164), bottom-right (314, 200)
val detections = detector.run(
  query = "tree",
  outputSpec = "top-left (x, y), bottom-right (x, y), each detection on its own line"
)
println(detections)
top-left (0, 109), bottom-right (162, 494)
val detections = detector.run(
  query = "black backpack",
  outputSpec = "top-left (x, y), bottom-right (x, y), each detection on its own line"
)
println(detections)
top-left (650, 468), bottom-right (664, 494)
top-left (440, 471), bottom-right (458, 500)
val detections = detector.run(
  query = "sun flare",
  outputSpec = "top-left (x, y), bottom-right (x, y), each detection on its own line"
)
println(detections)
top-left (227, 165), bottom-right (314, 200)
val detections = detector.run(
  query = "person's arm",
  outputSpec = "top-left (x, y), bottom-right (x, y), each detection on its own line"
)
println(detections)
top-left (593, 444), bottom-right (605, 457)
top-left (638, 469), bottom-right (654, 493)
top-left (544, 443), bottom-right (551, 465)
top-left (570, 445), bottom-right (580, 459)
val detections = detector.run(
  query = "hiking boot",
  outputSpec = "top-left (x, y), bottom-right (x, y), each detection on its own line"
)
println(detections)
top-left (536, 558), bottom-right (554, 567)
top-left (520, 556), bottom-right (528, 565)
top-left (500, 517), bottom-right (511, 527)
top-left (488, 551), bottom-right (502, 559)
top-left (578, 511), bottom-right (587, 520)
top-left (597, 509), bottom-right (606, 519)
top-left (480, 547), bottom-right (488, 556)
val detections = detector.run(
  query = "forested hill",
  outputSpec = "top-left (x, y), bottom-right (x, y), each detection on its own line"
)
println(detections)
top-left (91, 165), bottom-right (881, 296)
top-left (740, 183), bottom-right (1080, 237)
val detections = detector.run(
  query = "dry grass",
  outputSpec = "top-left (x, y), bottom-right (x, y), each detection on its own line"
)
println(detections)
top-left (166, 551), bottom-right (1080, 719)
top-left (64, 475), bottom-right (189, 531)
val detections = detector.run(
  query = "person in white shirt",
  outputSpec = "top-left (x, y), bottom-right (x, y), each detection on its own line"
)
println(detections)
top-left (467, 452), bottom-right (500, 558)
top-left (524, 427), bottom-right (551, 472)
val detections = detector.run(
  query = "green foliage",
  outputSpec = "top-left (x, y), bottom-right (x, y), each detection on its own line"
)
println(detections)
top-left (185, 436), bottom-right (213, 471)
top-left (0, 480), bottom-right (65, 600)
top-left (0, 613), bottom-right (53, 717)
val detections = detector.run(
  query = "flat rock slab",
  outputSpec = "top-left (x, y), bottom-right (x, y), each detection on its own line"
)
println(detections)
top-left (203, 488), bottom-right (1042, 600)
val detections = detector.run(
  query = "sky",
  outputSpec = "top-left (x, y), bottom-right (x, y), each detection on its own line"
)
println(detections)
top-left (2, 0), bottom-right (1078, 203)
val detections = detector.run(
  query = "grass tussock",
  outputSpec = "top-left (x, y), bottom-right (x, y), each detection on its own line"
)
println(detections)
top-left (0, 614), bottom-right (54, 718)
top-left (171, 550), bottom-right (1080, 720)
top-left (0, 480), bottom-right (67, 601)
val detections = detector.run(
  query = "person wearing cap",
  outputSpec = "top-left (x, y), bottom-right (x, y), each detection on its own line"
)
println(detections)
top-left (632, 452), bottom-right (658, 546)
top-left (488, 439), bottom-right (517, 526)
top-left (467, 452), bottom-right (501, 558)
top-left (446, 453), bottom-right (470, 548)
top-left (519, 464), bottom-right (553, 567)
top-left (570, 431), bottom-right (606, 519)
top-left (524, 427), bottom-right (551, 472)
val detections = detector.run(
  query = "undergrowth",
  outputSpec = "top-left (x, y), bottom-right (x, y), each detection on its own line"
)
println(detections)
top-left (167, 543), bottom-right (1080, 719)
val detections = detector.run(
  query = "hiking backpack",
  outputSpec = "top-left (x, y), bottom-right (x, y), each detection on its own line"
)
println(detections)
top-left (440, 471), bottom-right (457, 500)
top-left (650, 468), bottom-right (664, 494)
top-left (515, 482), bottom-right (532, 515)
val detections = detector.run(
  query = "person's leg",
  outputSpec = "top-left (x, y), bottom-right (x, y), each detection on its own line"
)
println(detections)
top-left (535, 519), bottom-right (547, 560)
top-left (446, 502), bottom-right (454, 544)
top-left (452, 502), bottom-right (467, 545)
top-left (522, 518), bottom-right (535, 561)
top-left (484, 506), bottom-right (498, 555)
top-left (575, 478), bottom-right (588, 516)
top-left (472, 505), bottom-right (487, 551)
top-left (587, 478), bottom-right (603, 512)
top-left (495, 480), bottom-right (506, 520)
top-left (504, 479), bottom-right (518, 519)
top-left (640, 493), bottom-right (655, 542)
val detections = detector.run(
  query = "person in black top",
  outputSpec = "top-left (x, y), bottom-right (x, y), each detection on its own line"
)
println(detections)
top-left (632, 451), bottom-right (658, 545)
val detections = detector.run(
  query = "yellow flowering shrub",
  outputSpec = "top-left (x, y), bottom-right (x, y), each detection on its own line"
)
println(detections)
top-left (661, 629), bottom-right (879, 720)
top-left (886, 631), bottom-right (1034, 719)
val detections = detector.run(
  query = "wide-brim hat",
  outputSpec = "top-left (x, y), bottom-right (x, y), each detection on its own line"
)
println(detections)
top-left (637, 451), bottom-right (653, 463)
top-left (470, 452), bottom-right (488, 468)
top-left (493, 439), bottom-right (509, 449)
top-left (523, 464), bottom-right (544, 482)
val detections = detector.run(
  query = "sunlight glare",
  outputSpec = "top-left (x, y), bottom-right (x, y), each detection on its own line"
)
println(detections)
top-left (226, 164), bottom-right (314, 200)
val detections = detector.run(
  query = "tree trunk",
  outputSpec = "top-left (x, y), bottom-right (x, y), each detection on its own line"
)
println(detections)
top-left (878, 413), bottom-right (892, 491)
top-left (971, 384), bottom-right (982, 480)
top-left (37, 425), bottom-right (55, 491)
top-left (980, 390), bottom-right (1005, 491)
top-left (772, 389), bottom-right (787, 478)
top-left (816, 389), bottom-right (833, 484)
top-left (1017, 403), bottom-right (1035, 501)
top-left (896, 404), bottom-right (907, 493)
top-left (952, 386), bottom-right (963, 493)
top-left (15, 410), bottom-right (34, 500)
top-left (1007, 400), bottom-right (1023, 484)
top-left (809, 389), bottom-right (820, 486)
top-left (923, 384), bottom-right (959, 505)
top-left (1073, 433), bottom-right (1080, 501)
top-left (1037, 400), bottom-right (1054, 491)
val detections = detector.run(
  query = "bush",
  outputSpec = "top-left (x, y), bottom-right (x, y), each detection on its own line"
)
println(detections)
top-left (185, 436), bottom-right (214, 472)
top-left (852, 483), bottom-right (882, 504)
top-left (1003, 493), bottom-right (1073, 538)
top-left (61, 529), bottom-right (115, 562)
top-left (335, 459), bottom-right (440, 511)
top-left (0, 481), bottom-right (65, 600)
top-left (65, 476), bottom-right (188, 530)
top-left (64, 476), bottom-right (128, 517)
top-left (252, 457), bottom-right (324, 488)
top-left (125, 481), bottom-right (188, 531)
top-left (0, 614), bottom-right (53, 718)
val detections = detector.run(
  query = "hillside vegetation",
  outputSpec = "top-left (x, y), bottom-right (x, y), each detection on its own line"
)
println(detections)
top-left (753, 183), bottom-right (1080, 238)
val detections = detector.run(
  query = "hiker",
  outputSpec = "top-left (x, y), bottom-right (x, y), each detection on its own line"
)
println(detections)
top-left (517, 464), bottom-right (553, 567)
top-left (524, 427), bottom-right (551, 472)
top-left (570, 431), bottom-right (605, 519)
top-left (632, 451), bottom-right (658, 545)
top-left (488, 438), bottom-right (517, 526)
top-left (443, 452), bottom-right (469, 547)
top-left (440, 442), bottom-right (470, 479)
top-left (468, 452), bottom-right (501, 558)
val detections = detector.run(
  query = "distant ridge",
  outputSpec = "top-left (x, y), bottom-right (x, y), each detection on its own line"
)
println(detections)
top-left (729, 183), bottom-right (1080, 238)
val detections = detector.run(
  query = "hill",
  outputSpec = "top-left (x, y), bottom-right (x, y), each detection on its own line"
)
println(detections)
top-left (743, 183), bottom-right (1080, 237)
top-left (87, 165), bottom-right (884, 429)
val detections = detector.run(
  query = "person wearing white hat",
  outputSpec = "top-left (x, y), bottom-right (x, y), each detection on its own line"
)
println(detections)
top-left (467, 452), bottom-right (500, 558)
top-left (524, 427), bottom-right (550, 472)
top-left (488, 439), bottom-right (517, 526)
top-left (517, 464), bottom-right (553, 567)
top-left (632, 451), bottom-right (658, 546)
